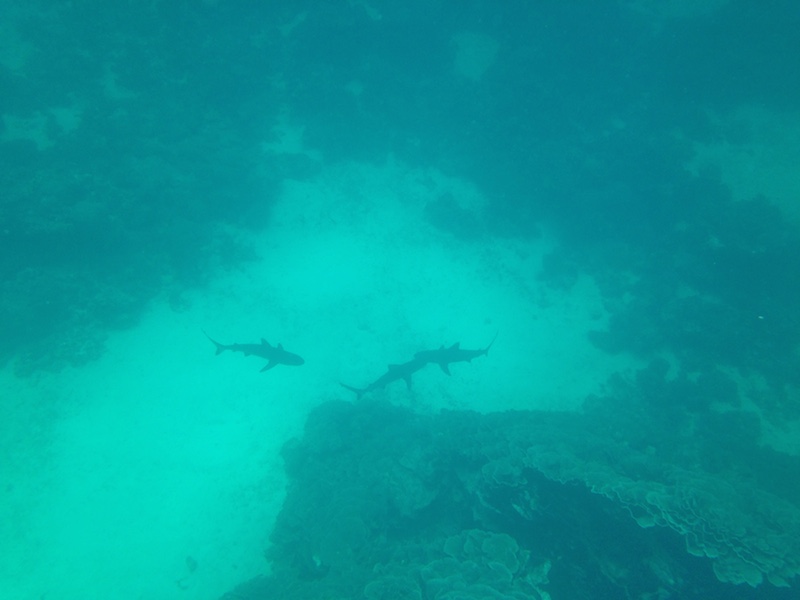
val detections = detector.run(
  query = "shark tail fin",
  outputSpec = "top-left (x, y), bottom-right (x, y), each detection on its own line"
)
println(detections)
top-left (203, 330), bottom-right (227, 355)
top-left (340, 382), bottom-right (366, 400)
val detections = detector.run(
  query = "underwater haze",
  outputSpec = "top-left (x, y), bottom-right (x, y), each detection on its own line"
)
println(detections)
top-left (2, 1), bottom-right (800, 598)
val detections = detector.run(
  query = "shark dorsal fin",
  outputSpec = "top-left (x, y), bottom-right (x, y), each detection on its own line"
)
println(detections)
top-left (451, 342), bottom-right (460, 349)
top-left (278, 343), bottom-right (284, 350)
top-left (261, 338), bottom-right (271, 346)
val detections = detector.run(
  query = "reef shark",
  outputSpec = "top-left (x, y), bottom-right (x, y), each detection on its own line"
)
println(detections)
top-left (340, 358), bottom-right (427, 400)
top-left (414, 333), bottom-right (497, 375)
top-left (204, 331), bottom-right (305, 372)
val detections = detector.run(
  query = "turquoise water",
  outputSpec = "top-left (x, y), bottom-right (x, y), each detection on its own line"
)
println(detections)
top-left (1, 1), bottom-right (799, 598)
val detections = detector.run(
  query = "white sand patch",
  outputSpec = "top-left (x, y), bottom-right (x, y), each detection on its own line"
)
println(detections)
top-left (452, 31), bottom-right (500, 83)
top-left (1, 158), bottom-right (636, 599)
top-left (686, 104), bottom-right (800, 226)
top-left (1, 303), bottom-right (295, 599)
top-left (220, 158), bottom-right (634, 413)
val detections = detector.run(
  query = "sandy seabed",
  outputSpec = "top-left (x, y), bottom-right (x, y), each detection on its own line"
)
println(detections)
top-left (0, 159), bottom-right (636, 599)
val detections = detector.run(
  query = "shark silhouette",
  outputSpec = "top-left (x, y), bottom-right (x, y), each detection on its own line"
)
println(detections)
top-left (204, 331), bottom-right (305, 372)
top-left (414, 333), bottom-right (497, 375)
top-left (340, 358), bottom-right (427, 400)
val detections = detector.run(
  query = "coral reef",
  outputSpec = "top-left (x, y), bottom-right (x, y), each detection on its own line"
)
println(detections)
top-left (223, 396), bottom-right (800, 599)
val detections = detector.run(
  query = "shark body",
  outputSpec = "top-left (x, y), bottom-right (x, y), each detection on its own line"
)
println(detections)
top-left (414, 333), bottom-right (497, 375)
top-left (204, 331), bottom-right (305, 372)
top-left (341, 358), bottom-right (427, 400)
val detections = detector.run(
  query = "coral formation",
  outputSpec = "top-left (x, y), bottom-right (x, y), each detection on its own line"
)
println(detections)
top-left (223, 397), bottom-right (800, 599)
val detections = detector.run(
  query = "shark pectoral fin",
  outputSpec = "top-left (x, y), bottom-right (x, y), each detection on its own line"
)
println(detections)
top-left (340, 383), bottom-right (366, 399)
top-left (439, 363), bottom-right (451, 375)
top-left (403, 375), bottom-right (413, 389)
top-left (260, 361), bottom-right (277, 372)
